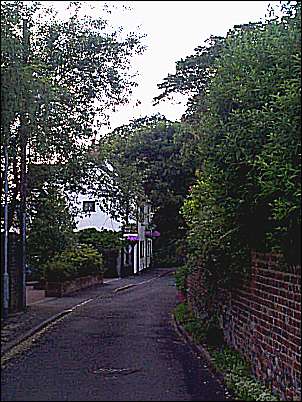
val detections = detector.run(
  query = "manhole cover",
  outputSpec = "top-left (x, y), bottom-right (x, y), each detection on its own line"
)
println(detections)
top-left (93, 367), bottom-right (140, 376)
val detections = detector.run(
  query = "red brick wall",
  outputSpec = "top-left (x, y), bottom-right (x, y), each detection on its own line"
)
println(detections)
top-left (186, 251), bottom-right (301, 401)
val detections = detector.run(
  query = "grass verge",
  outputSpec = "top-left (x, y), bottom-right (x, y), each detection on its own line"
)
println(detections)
top-left (174, 302), bottom-right (280, 401)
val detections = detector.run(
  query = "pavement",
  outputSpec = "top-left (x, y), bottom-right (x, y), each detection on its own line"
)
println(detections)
top-left (1, 267), bottom-right (175, 357)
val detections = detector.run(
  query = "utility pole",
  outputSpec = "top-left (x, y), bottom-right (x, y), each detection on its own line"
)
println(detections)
top-left (19, 18), bottom-right (30, 309)
top-left (3, 143), bottom-right (10, 318)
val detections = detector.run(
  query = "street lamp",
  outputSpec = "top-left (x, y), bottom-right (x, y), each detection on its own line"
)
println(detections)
top-left (3, 143), bottom-right (10, 318)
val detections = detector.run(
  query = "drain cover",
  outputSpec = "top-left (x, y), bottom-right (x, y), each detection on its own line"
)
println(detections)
top-left (93, 367), bottom-right (140, 376)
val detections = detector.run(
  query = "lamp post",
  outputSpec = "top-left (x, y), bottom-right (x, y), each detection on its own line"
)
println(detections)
top-left (19, 18), bottom-right (30, 309)
top-left (3, 143), bottom-right (10, 318)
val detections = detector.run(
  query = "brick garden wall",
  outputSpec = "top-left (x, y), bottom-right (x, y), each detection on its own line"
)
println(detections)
top-left (186, 251), bottom-right (301, 401)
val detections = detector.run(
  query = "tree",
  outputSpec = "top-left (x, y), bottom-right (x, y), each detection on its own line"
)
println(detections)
top-left (98, 114), bottom-right (198, 266)
top-left (1, 0), bottom-right (145, 230)
top-left (178, 0), bottom-right (301, 292)
top-left (154, 35), bottom-right (225, 125)
top-left (27, 184), bottom-right (77, 278)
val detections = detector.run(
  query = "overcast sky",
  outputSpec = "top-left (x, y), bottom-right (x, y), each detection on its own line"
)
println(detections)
top-left (47, 0), bottom-right (275, 134)
top-left (100, 0), bottom-right (274, 132)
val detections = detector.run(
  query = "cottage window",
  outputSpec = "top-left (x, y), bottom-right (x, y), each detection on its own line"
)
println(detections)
top-left (83, 201), bottom-right (96, 212)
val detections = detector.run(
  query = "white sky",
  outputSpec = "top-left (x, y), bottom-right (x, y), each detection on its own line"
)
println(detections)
top-left (45, 0), bottom-right (275, 133)
top-left (98, 0), bottom-right (273, 132)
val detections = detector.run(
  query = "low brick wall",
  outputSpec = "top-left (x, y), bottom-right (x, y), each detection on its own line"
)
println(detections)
top-left (46, 274), bottom-right (103, 297)
top-left (186, 251), bottom-right (301, 401)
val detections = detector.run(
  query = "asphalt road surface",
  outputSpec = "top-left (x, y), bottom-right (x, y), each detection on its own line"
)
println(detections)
top-left (1, 272), bottom-right (229, 401)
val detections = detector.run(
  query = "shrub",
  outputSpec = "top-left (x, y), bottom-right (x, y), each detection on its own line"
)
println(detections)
top-left (184, 319), bottom-right (208, 344)
top-left (44, 244), bottom-right (103, 282)
top-left (211, 347), bottom-right (280, 400)
top-left (77, 228), bottom-right (125, 274)
top-left (153, 254), bottom-right (180, 268)
top-left (77, 228), bottom-right (124, 253)
top-left (175, 264), bottom-right (189, 294)
top-left (174, 302), bottom-right (208, 344)
top-left (174, 303), bottom-right (279, 400)
top-left (174, 302), bottom-right (191, 324)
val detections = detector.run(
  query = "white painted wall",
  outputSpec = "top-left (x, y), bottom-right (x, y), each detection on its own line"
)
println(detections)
top-left (137, 203), bottom-right (152, 272)
top-left (72, 193), bottom-right (121, 232)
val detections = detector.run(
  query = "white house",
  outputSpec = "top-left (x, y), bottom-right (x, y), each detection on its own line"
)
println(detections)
top-left (123, 202), bottom-right (157, 275)
top-left (72, 193), bottom-right (157, 276)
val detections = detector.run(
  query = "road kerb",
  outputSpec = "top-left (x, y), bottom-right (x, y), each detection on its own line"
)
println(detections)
top-left (1, 309), bottom-right (72, 357)
top-left (2, 270), bottom-right (175, 357)
top-left (114, 284), bottom-right (137, 293)
top-left (171, 313), bottom-right (232, 398)
top-left (1, 298), bottom-right (95, 357)
top-left (114, 270), bottom-right (174, 293)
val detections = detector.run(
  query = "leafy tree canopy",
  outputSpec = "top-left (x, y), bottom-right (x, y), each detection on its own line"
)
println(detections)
top-left (1, 0), bottom-right (145, 229)
top-left (95, 114), bottom-right (198, 266)
top-left (178, 0), bottom-right (301, 289)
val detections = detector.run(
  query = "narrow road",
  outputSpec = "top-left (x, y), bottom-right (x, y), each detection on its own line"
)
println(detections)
top-left (1, 272), bottom-right (229, 401)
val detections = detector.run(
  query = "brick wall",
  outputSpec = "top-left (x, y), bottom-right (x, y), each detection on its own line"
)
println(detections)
top-left (186, 251), bottom-right (301, 401)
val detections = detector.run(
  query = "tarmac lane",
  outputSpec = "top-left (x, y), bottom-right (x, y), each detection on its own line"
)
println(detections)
top-left (1, 273), bottom-right (230, 401)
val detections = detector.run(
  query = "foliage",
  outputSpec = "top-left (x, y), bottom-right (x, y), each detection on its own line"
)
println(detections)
top-left (154, 0), bottom-right (302, 304)
top-left (200, 3), bottom-right (301, 262)
top-left (44, 244), bottom-right (103, 282)
top-left (174, 302), bottom-right (207, 344)
top-left (174, 264), bottom-right (189, 294)
top-left (152, 240), bottom-right (184, 268)
top-left (77, 228), bottom-right (125, 275)
top-left (99, 115), bottom-right (198, 263)
top-left (1, 0), bottom-right (145, 232)
top-left (27, 184), bottom-right (77, 279)
top-left (154, 35), bottom-right (225, 125)
top-left (77, 228), bottom-right (124, 253)
top-left (182, 170), bottom-right (251, 289)
top-left (174, 302), bottom-right (192, 325)
top-left (211, 347), bottom-right (280, 401)
top-left (174, 302), bottom-right (279, 401)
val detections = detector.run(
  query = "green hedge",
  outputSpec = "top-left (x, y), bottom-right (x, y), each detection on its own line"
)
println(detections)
top-left (44, 244), bottom-right (103, 282)
top-left (77, 228), bottom-right (124, 253)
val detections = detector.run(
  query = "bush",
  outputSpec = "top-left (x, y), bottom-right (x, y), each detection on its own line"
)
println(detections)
top-left (152, 252), bottom-right (182, 268)
top-left (174, 303), bottom-right (279, 400)
top-left (211, 346), bottom-right (280, 401)
top-left (77, 228), bottom-right (125, 274)
top-left (175, 264), bottom-right (189, 294)
top-left (174, 302), bottom-right (208, 344)
top-left (77, 228), bottom-right (124, 253)
top-left (44, 244), bottom-right (103, 282)
top-left (174, 302), bottom-right (191, 324)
